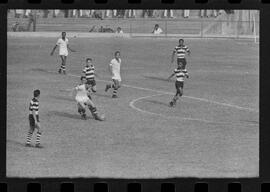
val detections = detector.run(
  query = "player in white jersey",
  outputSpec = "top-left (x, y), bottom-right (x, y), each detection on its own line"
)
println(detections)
top-left (105, 51), bottom-right (122, 98)
top-left (167, 61), bottom-right (189, 107)
top-left (72, 76), bottom-right (104, 120)
top-left (50, 32), bottom-right (76, 74)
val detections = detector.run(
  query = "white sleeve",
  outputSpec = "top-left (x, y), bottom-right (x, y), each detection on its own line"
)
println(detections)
top-left (109, 59), bottom-right (113, 66)
top-left (66, 38), bottom-right (69, 45)
top-left (56, 39), bottom-right (60, 45)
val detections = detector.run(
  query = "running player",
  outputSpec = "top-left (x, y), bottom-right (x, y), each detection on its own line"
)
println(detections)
top-left (171, 39), bottom-right (190, 69)
top-left (26, 89), bottom-right (43, 148)
top-left (82, 58), bottom-right (99, 93)
top-left (50, 32), bottom-right (76, 75)
top-left (167, 62), bottom-right (189, 107)
top-left (72, 76), bottom-right (104, 121)
top-left (105, 51), bottom-right (122, 98)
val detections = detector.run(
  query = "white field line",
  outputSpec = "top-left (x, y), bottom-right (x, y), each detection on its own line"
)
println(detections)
top-left (51, 71), bottom-right (258, 113)
top-left (129, 93), bottom-right (229, 124)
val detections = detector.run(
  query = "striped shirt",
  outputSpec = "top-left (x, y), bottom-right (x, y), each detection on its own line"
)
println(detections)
top-left (174, 45), bottom-right (190, 59)
top-left (29, 98), bottom-right (39, 114)
top-left (174, 68), bottom-right (188, 82)
top-left (83, 65), bottom-right (95, 80)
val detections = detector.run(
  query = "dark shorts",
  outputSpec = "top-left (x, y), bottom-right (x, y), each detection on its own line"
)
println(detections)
top-left (87, 79), bottom-right (96, 86)
top-left (29, 114), bottom-right (39, 129)
top-left (177, 58), bottom-right (187, 69)
top-left (175, 81), bottom-right (184, 90)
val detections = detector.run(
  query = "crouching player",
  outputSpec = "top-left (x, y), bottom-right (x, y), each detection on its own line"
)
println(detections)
top-left (167, 62), bottom-right (189, 107)
top-left (72, 76), bottom-right (105, 121)
top-left (82, 58), bottom-right (99, 93)
top-left (26, 89), bottom-right (43, 148)
top-left (105, 51), bottom-right (121, 98)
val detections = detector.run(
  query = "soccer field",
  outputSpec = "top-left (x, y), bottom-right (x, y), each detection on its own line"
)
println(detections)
top-left (7, 35), bottom-right (259, 178)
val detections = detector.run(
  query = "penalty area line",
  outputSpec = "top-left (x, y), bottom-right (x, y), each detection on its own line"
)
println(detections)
top-left (129, 94), bottom-right (230, 124)
top-left (48, 70), bottom-right (258, 113)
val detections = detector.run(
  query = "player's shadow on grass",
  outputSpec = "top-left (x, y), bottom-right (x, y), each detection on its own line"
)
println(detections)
top-left (31, 68), bottom-right (50, 73)
top-left (143, 75), bottom-right (169, 82)
top-left (7, 139), bottom-right (29, 148)
top-left (49, 111), bottom-right (94, 120)
top-left (92, 92), bottom-right (112, 99)
top-left (50, 95), bottom-right (74, 102)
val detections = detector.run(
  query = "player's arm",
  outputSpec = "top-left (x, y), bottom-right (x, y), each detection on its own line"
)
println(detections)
top-left (70, 86), bottom-right (79, 98)
top-left (67, 44), bottom-right (76, 52)
top-left (186, 47), bottom-right (191, 56)
top-left (108, 63), bottom-right (113, 75)
top-left (184, 70), bottom-right (189, 78)
top-left (167, 72), bottom-right (175, 81)
top-left (171, 50), bottom-right (176, 63)
top-left (32, 109), bottom-right (40, 128)
top-left (50, 45), bottom-right (58, 55)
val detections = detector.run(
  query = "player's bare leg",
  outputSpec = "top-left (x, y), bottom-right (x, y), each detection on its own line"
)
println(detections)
top-left (112, 80), bottom-right (120, 98)
top-left (77, 102), bottom-right (87, 119)
top-left (59, 56), bottom-right (67, 74)
top-left (85, 99), bottom-right (104, 121)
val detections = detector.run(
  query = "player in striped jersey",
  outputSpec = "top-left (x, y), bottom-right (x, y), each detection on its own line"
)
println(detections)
top-left (26, 89), bottom-right (43, 148)
top-left (171, 39), bottom-right (190, 69)
top-left (167, 62), bottom-right (189, 107)
top-left (105, 51), bottom-right (122, 98)
top-left (82, 58), bottom-right (98, 93)
top-left (72, 76), bottom-right (104, 121)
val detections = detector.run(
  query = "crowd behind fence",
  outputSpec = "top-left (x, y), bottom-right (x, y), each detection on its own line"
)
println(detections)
top-left (9, 9), bottom-right (234, 19)
top-left (8, 9), bottom-right (259, 40)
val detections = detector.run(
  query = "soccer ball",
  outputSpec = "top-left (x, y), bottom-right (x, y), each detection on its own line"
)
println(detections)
top-left (100, 114), bottom-right (106, 121)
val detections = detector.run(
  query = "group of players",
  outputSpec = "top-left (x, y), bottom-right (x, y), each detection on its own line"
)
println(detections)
top-left (26, 31), bottom-right (190, 148)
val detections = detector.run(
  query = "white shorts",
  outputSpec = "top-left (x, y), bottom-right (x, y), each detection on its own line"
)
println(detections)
top-left (59, 50), bottom-right (68, 57)
top-left (112, 74), bottom-right (121, 82)
top-left (75, 96), bottom-right (90, 104)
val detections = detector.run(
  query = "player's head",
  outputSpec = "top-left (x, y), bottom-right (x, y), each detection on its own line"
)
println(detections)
top-left (80, 76), bottom-right (87, 84)
top-left (86, 58), bottom-right (92, 66)
top-left (33, 89), bottom-right (40, 98)
top-left (61, 32), bottom-right (66, 38)
top-left (154, 24), bottom-right (159, 29)
top-left (177, 62), bottom-right (183, 69)
top-left (115, 51), bottom-right (120, 59)
top-left (179, 39), bottom-right (184, 45)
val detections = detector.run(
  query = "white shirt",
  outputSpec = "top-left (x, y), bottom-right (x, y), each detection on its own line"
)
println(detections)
top-left (56, 38), bottom-right (69, 56)
top-left (110, 58), bottom-right (121, 81)
top-left (153, 27), bottom-right (163, 34)
top-left (75, 84), bottom-right (89, 102)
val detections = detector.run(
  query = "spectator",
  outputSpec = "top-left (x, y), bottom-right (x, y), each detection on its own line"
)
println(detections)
top-left (184, 10), bottom-right (190, 18)
top-left (105, 10), bottom-right (111, 18)
top-left (42, 10), bottom-right (49, 18)
top-left (116, 27), bottom-right (124, 34)
top-left (152, 24), bottom-right (163, 34)
top-left (27, 10), bottom-right (37, 31)
top-left (15, 9), bottom-right (24, 18)
top-left (142, 10), bottom-right (151, 18)
top-left (127, 10), bottom-right (136, 18)
top-left (164, 10), bottom-right (174, 18)
top-left (200, 10), bottom-right (205, 17)
top-left (206, 10), bottom-right (212, 17)
top-left (213, 10), bottom-right (218, 17)
top-left (92, 10), bottom-right (103, 20)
